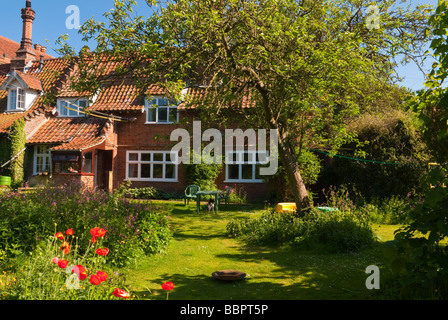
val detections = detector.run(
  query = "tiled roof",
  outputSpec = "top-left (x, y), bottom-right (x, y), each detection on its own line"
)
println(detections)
top-left (27, 117), bottom-right (108, 151)
top-left (0, 58), bottom-right (72, 133)
top-left (0, 35), bottom-right (53, 64)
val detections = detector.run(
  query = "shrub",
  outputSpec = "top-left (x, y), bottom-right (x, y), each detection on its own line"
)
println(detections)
top-left (227, 209), bottom-right (377, 253)
top-left (0, 183), bottom-right (172, 269)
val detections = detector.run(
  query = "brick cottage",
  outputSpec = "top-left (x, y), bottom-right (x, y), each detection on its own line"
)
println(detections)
top-left (0, 1), bottom-right (274, 201)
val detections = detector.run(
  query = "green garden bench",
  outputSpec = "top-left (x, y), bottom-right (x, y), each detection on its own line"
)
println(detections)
top-left (184, 185), bottom-right (201, 205)
top-left (218, 186), bottom-right (231, 205)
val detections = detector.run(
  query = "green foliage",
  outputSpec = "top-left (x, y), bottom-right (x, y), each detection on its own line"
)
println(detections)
top-left (227, 209), bottom-right (377, 253)
top-left (185, 160), bottom-right (223, 191)
top-left (390, 168), bottom-right (448, 299)
top-left (0, 183), bottom-right (172, 270)
top-left (1, 230), bottom-right (130, 300)
top-left (320, 109), bottom-right (430, 199)
top-left (0, 134), bottom-right (11, 177)
top-left (9, 119), bottom-right (26, 187)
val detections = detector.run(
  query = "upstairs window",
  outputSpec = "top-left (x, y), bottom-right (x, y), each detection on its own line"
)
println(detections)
top-left (58, 99), bottom-right (88, 117)
top-left (145, 97), bottom-right (178, 124)
top-left (8, 88), bottom-right (25, 111)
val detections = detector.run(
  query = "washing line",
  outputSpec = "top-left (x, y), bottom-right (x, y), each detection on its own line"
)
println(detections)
top-left (308, 148), bottom-right (401, 165)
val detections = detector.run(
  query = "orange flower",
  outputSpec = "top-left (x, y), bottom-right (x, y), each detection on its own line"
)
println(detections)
top-left (55, 232), bottom-right (64, 240)
top-left (89, 274), bottom-right (101, 286)
top-left (90, 227), bottom-right (107, 243)
top-left (78, 271), bottom-right (88, 281)
top-left (66, 229), bottom-right (74, 236)
top-left (60, 241), bottom-right (70, 254)
top-left (58, 259), bottom-right (69, 269)
top-left (96, 271), bottom-right (108, 282)
top-left (113, 288), bottom-right (130, 299)
top-left (95, 247), bottom-right (109, 256)
top-left (162, 282), bottom-right (175, 291)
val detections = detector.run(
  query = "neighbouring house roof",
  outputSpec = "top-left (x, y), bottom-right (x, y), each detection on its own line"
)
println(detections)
top-left (0, 35), bottom-right (53, 64)
top-left (0, 57), bottom-right (73, 133)
top-left (27, 117), bottom-right (109, 152)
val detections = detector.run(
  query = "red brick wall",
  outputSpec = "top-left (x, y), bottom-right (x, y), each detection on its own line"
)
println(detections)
top-left (111, 110), bottom-right (272, 201)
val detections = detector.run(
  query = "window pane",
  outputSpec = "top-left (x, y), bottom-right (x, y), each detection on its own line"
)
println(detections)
top-left (165, 164), bottom-right (175, 179)
top-left (158, 98), bottom-right (169, 106)
top-left (141, 153), bottom-right (151, 162)
top-left (141, 164), bottom-right (151, 178)
top-left (17, 89), bottom-right (25, 109)
top-left (153, 164), bottom-right (163, 179)
top-left (169, 108), bottom-right (178, 122)
top-left (60, 101), bottom-right (68, 116)
top-left (158, 107), bottom-right (168, 122)
top-left (9, 90), bottom-right (17, 110)
top-left (228, 164), bottom-right (239, 180)
top-left (147, 107), bottom-right (157, 122)
top-left (128, 153), bottom-right (139, 161)
top-left (242, 164), bottom-right (253, 180)
top-left (82, 152), bottom-right (93, 173)
top-left (128, 164), bottom-right (138, 178)
top-left (78, 100), bottom-right (87, 109)
top-left (153, 153), bottom-right (164, 162)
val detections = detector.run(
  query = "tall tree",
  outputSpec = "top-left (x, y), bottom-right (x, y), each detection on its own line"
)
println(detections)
top-left (57, 0), bottom-right (432, 211)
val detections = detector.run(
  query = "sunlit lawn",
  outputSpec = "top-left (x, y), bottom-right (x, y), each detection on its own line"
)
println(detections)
top-left (127, 200), bottom-right (399, 300)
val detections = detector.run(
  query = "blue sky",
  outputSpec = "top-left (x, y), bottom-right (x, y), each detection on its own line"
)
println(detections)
top-left (0, 0), bottom-right (440, 91)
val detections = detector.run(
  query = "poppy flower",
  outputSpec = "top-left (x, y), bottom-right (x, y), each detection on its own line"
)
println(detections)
top-left (60, 241), bottom-right (70, 254)
top-left (162, 282), bottom-right (175, 291)
top-left (90, 227), bottom-right (107, 243)
top-left (113, 288), bottom-right (130, 299)
top-left (78, 271), bottom-right (88, 281)
top-left (72, 265), bottom-right (85, 275)
top-left (96, 271), bottom-right (108, 282)
top-left (95, 247), bottom-right (109, 256)
top-left (89, 274), bottom-right (101, 285)
top-left (58, 259), bottom-right (69, 269)
top-left (66, 229), bottom-right (74, 236)
top-left (55, 232), bottom-right (64, 240)
top-left (51, 257), bottom-right (60, 264)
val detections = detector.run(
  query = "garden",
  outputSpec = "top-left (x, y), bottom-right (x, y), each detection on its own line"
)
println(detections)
top-left (1, 175), bottom-right (445, 301)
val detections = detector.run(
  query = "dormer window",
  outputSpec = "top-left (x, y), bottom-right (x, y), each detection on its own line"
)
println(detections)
top-left (145, 97), bottom-right (178, 124)
top-left (0, 70), bottom-right (42, 113)
top-left (8, 88), bottom-right (25, 111)
top-left (58, 98), bottom-right (88, 117)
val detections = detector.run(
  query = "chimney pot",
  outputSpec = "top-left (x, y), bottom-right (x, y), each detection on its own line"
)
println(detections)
top-left (40, 46), bottom-right (47, 53)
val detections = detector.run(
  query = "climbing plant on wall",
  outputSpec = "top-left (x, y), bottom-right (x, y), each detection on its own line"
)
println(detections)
top-left (9, 118), bottom-right (26, 186)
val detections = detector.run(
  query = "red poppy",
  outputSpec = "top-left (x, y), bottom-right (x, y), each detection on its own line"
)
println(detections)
top-left (90, 227), bottom-right (107, 243)
top-left (58, 259), bottom-right (69, 269)
top-left (162, 282), bottom-right (175, 291)
top-left (78, 272), bottom-right (88, 281)
top-left (72, 265), bottom-right (85, 275)
top-left (113, 288), bottom-right (130, 299)
top-left (95, 247), bottom-right (109, 256)
top-left (55, 232), bottom-right (64, 240)
top-left (60, 241), bottom-right (70, 254)
top-left (89, 274), bottom-right (101, 285)
top-left (66, 229), bottom-right (74, 236)
top-left (96, 271), bottom-right (108, 282)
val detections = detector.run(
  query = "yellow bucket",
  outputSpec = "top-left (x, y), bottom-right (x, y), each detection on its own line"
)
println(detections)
top-left (275, 202), bottom-right (297, 213)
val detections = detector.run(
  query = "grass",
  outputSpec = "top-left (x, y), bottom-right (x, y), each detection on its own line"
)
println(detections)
top-left (126, 200), bottom-right (400, 300)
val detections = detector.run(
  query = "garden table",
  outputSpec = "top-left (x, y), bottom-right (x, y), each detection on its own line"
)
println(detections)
top-left (196, 190), bottom-right (221, 214)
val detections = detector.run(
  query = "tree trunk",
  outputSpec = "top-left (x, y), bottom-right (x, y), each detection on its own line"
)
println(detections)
top-left (277, 137), bottom-right (311, 213)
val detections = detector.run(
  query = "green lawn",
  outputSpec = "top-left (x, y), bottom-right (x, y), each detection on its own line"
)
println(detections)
top-left (126, 201), bottom-right (399, 300)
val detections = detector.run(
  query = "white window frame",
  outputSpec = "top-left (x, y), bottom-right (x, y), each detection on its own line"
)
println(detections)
top-left (57, 98), bottom-right (88, 117)
top-left (8, 88), bottom-right (25, 111)
top-left (145, 96), bottom-right (179, 124)
top-left (33, 145), bottom-right (51, 175)
top-left (125, 151), bottom-right (178, 182)
top-left (224, 150), bottom-right (269, 183)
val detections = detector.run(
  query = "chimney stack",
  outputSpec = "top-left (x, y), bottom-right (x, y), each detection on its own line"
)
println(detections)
top-left (11, 1), bottom-right (36, 72)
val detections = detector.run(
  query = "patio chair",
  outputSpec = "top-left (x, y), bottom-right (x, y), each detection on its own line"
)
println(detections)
top-left (218, 186), bottom-right (231, 205)
top-left (184, 185), bottom-right (201, 205)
